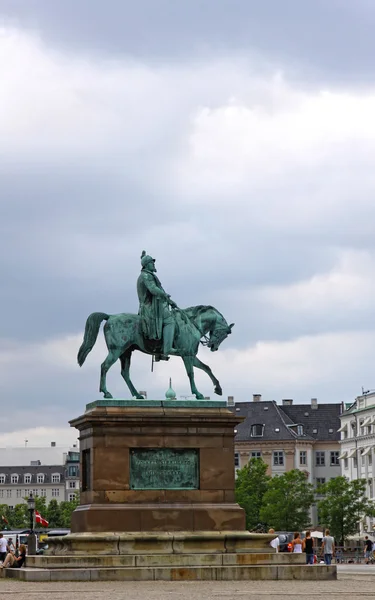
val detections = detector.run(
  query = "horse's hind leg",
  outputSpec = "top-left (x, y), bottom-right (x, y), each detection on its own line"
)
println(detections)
top-left (120, 350), bottom-right (144, 399)
top-left (100, 349), bottom-right (122, 399)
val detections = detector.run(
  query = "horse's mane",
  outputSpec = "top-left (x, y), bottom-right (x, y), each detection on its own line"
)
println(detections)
top-left (184, 305), bottom-right (224, 320)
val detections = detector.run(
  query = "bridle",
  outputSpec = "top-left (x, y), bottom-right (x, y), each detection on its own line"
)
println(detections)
top-left (201, 324), bottom-right (229, 348)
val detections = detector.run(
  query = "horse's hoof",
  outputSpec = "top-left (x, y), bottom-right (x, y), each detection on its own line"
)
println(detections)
top-left (195, 393), bottom-right (205, 400)
top-left (104, 392), bottom-right (113, 399)
top-left (214, 386), bottom-right (223, 396)
top-left (136, 395), bottom-right (144, 400)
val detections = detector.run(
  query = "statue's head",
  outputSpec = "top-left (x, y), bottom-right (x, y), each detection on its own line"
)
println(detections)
top-left (141, 251), bottom-right (156, 271)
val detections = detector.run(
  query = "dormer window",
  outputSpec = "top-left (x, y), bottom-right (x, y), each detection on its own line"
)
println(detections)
top-left (24, 474), bottom-right (31, 484)
top-left (0, 474), bottom-right (5, 484)
top-left (37, 474), bottom-right (45, 484)
top-left (52, 473), bottom-right (61, 484)
top-left (297, 425), bottom-right (304, 436)
top-left (251, 424), bottom-right (264, 437)
top-left (11, 474), bottom-right (19, 484)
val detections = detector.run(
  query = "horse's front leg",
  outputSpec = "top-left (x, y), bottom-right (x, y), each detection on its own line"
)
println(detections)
top-left (182, 356), bottom-right (204, 400)
top-left (193, 357), bottom-right (222, 396)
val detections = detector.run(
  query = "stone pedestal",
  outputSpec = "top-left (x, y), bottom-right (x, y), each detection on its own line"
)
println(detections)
top-left (70, 399), bottom-right (245, 533)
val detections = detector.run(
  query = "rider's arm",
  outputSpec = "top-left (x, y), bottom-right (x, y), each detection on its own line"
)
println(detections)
top-left (142, 272), bottom-right (168, 299)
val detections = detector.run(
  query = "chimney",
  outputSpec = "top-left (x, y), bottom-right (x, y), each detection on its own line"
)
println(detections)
top-left (311, 398), bottom-right (318, 409)
top-left (253, 394), bottom-right (262, 402)
top-left (282, 399), bottom-right (293, 406)
top-left (227, 396), bottom-right (234, 407)
top-left (51, 441), bottom-right (56, 447)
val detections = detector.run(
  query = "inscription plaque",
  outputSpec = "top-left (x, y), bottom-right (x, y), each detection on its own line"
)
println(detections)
top-left (130, 448), bottom-right (199, 490)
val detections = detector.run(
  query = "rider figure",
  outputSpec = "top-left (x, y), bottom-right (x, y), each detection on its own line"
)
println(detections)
top-left (137, 251), bottom-right (178, 360)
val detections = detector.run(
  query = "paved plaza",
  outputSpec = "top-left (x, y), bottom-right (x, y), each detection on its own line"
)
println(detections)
top-left (0, 568), bottom-right (374, 600)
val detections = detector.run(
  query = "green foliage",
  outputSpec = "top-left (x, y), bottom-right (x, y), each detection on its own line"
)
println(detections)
top-left (317, 476), bottom-right (375, 544)
top-left (47, 499), bottom-right (62, 528)
top-left (260, 469), bottom-right (315, 531)
top-left (59, 494), bottom-right (80, 528)
top-left (235, 458), bottom-right (271, 529)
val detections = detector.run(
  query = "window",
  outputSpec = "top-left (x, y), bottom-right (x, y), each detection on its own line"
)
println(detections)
top-left (362, 453), bottom-right (366, 466)
top-left (353, 457), bottom-right (358, 469)
top-left (0, 474), bottom-right (5, 484)
top-left (344, 458), bottom-right (348, 469)
top-left (250, 451), bottom-right (262, 460)
top-left (299, 451), bottom-right (307, 466)
top-left (32, 489), bottom-right (38, 497)
top-left (16, 489), bottom-right (22, 498)
top-left (24, 490), bottom-right (29, 497)
top-left (251, 424), bottom-right (264, 437)
top-left (40, 489), bottom-right (47, 497)
top-left (69, 451), bottom-right (80, 462)
top-left (316, 477), bottom-right (326, 494)
top-left (52, 489), bottom-right (60, 497)
top-left (234, 453), bottom-right (239, 468)
top-left (69, 481), bottom-right (76, 489)
top-left (330, 451), bottom-right (339, 466)
top-left (297, 425), bottom-right (304, 436)
top-left (369, 454), bottom-right (373, 466)
top-left (6, 490), bottom-right (11, 498)
top-left (273, 451), bottom-right (284, 466)
top-left (368, 426), bottom-right (372, 435)
top-left (37, 474), bottom-right (45, 484)
top-left (328, 428), bottom-right (333, 433)
top-left (316, 452), bottom-right (325, 466)
top-left (0, 490), bottom-right (3, 498)
top-left (52, 474), bottom-right (60, 484)
top-left (68, 466), bottom-right (79, 477)
top-left (312, 428), bottom-right (318, 434)
top-left (24, 474), bottom-right (31, 484)
top-left (11, 474), bottom-right (18, 484)
top-left (68, 493), bottom-right (76, 502)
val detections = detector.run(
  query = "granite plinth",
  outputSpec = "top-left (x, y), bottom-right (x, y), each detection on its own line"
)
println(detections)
top-left (70, 402), bottom-right (245, 533)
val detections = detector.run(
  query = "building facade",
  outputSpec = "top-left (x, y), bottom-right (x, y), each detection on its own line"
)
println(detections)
top-left (0, 444), bottom-right (80, 507)
top-left (339, 391), bottom-right (375, 534)
top-left (232, 395), bottom-right (342, 525)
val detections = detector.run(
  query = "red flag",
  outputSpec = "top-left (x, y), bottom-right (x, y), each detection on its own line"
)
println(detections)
top-left (1, 515), bottom-right (8, 524)
top-left (35, 511), bottom-right (49, 527)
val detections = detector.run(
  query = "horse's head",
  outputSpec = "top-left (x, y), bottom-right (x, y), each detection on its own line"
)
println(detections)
top-left (208, 318), bottom-right (234, 352)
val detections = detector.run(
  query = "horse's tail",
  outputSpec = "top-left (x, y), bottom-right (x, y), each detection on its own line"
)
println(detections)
top-left (77, 312), bottom-right (109, 367)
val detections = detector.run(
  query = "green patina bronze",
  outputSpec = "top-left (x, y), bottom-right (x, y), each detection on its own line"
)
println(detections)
top-left (129, 448), bottom-right (199, 490)
top-left (77, 251), bottom-right (234, 400)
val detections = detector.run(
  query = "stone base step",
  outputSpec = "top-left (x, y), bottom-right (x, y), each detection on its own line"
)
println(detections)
top-left (27, 552), bottom-right (305, 569)
top-left (5, 564), bottom-right (337, 582)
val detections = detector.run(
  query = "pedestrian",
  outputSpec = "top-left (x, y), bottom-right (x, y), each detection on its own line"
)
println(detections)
top-left (292, 532), bottom-right (303, 553)
top-left (0, 543), bottom-right (26, 569)
top-left (7, 538), bottom-right (15, 554)
top-left (268, 528), bottom-right (279, 553)
top-left (303, 530), bottom-right (314, 564)
top-left (0, 534), bottom-right (7, 563)
top-left (321, 529), bottom-right (335, 565)
top-left (364, 535), bottom-right (373, 564)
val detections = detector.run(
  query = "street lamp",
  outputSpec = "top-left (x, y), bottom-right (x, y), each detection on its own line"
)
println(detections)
top-left (26, 493), bottom-right (37, 555)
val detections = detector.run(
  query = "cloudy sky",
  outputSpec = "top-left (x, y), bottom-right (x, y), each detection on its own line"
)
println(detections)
top-left (1, 0), bottom-right (375, 446)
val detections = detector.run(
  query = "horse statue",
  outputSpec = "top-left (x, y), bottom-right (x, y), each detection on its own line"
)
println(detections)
top-left (77, 306), bottom-right (234, 400)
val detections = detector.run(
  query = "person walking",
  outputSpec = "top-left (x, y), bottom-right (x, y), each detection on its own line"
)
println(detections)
top-left (0, 534), bottom-right (7, 563)
top-left (268, 528), bottom-right (280, 553)
top-left (321, 529), bottom-right (335, 565)
top-left (292, 532), bottom-right (303, 553)
top-left (303, 530), bottom-right (314, 564)
top-left (364, 536), bottom-right (373, 564)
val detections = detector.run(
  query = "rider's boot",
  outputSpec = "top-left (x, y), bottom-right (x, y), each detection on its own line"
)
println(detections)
top-left (155, 323), bottom-right (178, 361)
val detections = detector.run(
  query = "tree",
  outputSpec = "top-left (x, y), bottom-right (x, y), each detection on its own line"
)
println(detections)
top-left (47, 499), bottom-right (62, 528)
top-left (260, 469), bottom-right (314, 531)
top-left (235, 458), bottom-right (270, 530)
top-left (59, 494), bottom-right (80, 528)
top-left (10, 504), bottom-right (28, 528)
top-left (317, 476), bottom-right (375, 545)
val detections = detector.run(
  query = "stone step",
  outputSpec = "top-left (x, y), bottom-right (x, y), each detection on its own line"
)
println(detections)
top-left (27, 551), bottom-right (305, 569)
top-left (5, 564), bottom-right (337, 582)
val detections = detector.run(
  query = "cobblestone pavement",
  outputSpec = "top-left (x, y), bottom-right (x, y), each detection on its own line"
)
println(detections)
top-left (1, 575), bottom-right (375, 600)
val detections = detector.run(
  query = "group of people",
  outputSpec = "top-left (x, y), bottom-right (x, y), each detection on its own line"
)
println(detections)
top-left (0, 533), bottom-right (26, 569)
top-left (269, 528), bottom-right (335, 565)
